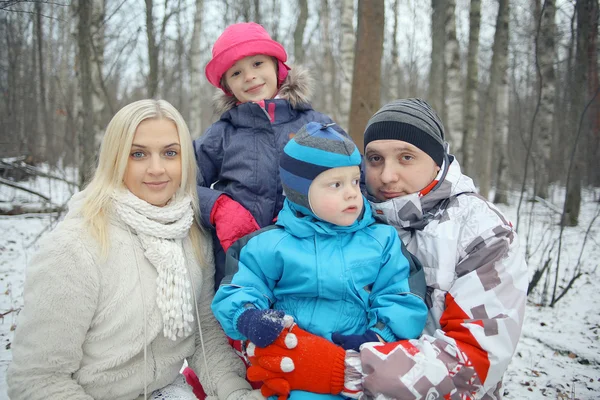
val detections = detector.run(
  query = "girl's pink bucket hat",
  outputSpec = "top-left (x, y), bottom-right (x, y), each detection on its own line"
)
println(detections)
top-left (205, 22), bottom-right (291, 93)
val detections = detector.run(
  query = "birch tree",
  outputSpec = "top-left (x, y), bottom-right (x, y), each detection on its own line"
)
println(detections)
top-left (479, 0), bottom-right (509, 201)
top-left (349, 0), bottom-right (385, 151)
top-left (462, 0), bottom-right (481, 176)
top-left (444, 0), bottom-right (463, 158)
top-left (534, 0), bottom-right (557, 199)
top-left (338, 0), bottom-right (355, 132)
top-left (189, 0), bottom-right (204, 137)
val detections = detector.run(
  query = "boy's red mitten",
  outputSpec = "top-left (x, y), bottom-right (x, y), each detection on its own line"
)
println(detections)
top-left (246, 325), bottom-right (346, 400)
top-left (210, 195), bottom-right (260, 252)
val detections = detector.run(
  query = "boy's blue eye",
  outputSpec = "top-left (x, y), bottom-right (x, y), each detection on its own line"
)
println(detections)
top-left (352, 179), bottom-right (360, 185)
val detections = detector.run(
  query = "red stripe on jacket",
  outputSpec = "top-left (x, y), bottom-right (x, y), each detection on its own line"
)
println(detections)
top-left (440, 292), bottom-right (490, 383)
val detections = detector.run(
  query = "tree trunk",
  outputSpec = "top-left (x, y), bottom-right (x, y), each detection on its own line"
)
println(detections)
top-left (480, 0), bottom-right (509, 201)
top-left (338, 0), bottom-right (355, 132)
top-left (90, 0), bottom-right (105, 146)
top-left (390, 0), bottom-right (401, 100)
top-left (585, 0), bottom-right (599, 187)
top-left (35, 1), bottom-right (48, 162)
top-left (348, 0), bottom-right (385, 151)
top-left (294, 0), bottom-right (308, 64)
top-left (492, 0), bottom-right (510, 205)
top-left (535, 0), bottom-right (556, 199)
top-left (253, 0), bottom-right (261, 24)
top-left (145, 0), bottom-right (159, 98)
top-left (444, 0), bottom-right (463, 159)
top-left (75, 1), bottom-right (96, 188)
top-left (428, 0), bottom-right (447, 121)
top-left (189, 0), bottom-right (204, 137)
top-left (321, 0), bottom-right (334, 116)
top-left (462, 0), bottom-right (481, 176)
top-left (563, 0), bottom-right (598, 226)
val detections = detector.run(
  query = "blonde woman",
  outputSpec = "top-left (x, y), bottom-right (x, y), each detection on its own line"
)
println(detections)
top-left (7, 100), bottom-right (263, 400)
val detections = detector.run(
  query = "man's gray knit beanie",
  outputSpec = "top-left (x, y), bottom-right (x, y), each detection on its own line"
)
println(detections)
top-left (363, 98), bottom-right (446, 166)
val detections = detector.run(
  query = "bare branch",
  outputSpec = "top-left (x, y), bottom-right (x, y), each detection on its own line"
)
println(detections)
top-left (0, 177), bottom-right (50, 201)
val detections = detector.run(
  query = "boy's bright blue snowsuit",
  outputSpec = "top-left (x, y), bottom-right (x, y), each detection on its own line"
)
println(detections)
top-left (212, 198), bottom-right (428, 400)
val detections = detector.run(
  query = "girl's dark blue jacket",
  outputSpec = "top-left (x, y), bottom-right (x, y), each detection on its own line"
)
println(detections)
top-left (193, 66), bottom-right (347, 287)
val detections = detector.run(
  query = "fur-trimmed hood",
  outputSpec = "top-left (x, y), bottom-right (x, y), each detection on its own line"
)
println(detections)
top-left (212, 65), bottom-right (314, 116)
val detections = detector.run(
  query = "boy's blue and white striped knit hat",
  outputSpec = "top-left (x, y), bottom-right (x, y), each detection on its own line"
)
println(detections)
top-left (280, 122), bottom-right (361, 213)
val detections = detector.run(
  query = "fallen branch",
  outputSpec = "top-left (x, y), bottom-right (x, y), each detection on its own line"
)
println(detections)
top-left (0, 177), bottom-right (50, 201)
top-left (0, 204), bottom-right (65, 216)
top-left (0, 309), bottom-right (18, 319)
top-left (0, 159), bottom-right (77, 187)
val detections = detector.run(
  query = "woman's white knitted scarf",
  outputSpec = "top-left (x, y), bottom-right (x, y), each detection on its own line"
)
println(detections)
top-left (112, 189), bottom-right (195, 341)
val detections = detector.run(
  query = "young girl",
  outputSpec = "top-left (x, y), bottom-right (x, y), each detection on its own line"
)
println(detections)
top-left (7, 100), bottom-right (261, 400)
top-left (194, 22), bottom-right (347, 288)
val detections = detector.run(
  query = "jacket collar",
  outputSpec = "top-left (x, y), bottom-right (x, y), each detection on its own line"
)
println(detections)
top-left (368, 158), bottom-right (476, 230)
top-left (212, 65), bottom-right (314, 116)
top-left (277, 197), bottom-right (375, 238)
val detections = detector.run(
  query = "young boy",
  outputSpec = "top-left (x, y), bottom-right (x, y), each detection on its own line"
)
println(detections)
top-left (211, 122), bottom-right (428, 400)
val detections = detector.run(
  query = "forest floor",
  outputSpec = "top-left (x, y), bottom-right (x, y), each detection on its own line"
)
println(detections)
top-left (0, 172), bottom-right (599, 399)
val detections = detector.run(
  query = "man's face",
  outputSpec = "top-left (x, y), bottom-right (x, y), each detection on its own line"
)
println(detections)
top-left (364, 140), bottom-right (440, 201)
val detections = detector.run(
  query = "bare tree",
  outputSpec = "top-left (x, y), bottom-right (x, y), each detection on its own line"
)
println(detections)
top-left (479, 0), bottom-right (509, 201)
top-left (338, 0), bottom-right (355, 132)
top-left (492, 0), bottom-right (510, 205)
top-left (563, 0), bottom-right (599, 226)
top-left (253, 0), bottom-right (261, 24)
top-left (321, 0), bottom-right (334, 115)
top-left (189, 0), bottom-right (204, 137)
top-left (534, 0), bottom-right (557, 199)
top-left (294, 0), bottom-right (308, 64)
top-left (75, 0), bottom-right (96, 187)
top-left (461, 0), bottom-right (481, 176)
top-left (348, 0), bottom-right (385, 151)
top-left (444, 0), bottom-right (463, 159)
top-left (389, 0), bottom-right (401, 100)
top-left (145, 0), bottom-right (159, 98)
top-left (428, 0), bottom-right (447, 120)
top-left (90, 0), bottom-right (106, 145)
top-left (34, 1), bottom-right (48, 161)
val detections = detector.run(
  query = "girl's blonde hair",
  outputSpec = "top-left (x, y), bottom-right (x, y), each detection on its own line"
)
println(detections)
top-left (79, 99), bottom-right (206, 263)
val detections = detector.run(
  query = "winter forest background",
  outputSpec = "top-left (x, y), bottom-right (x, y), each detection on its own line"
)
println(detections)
top-left (1, 0), bottom-right (599, 399)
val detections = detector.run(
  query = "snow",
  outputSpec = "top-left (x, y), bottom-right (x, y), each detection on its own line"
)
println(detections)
top-left (0, 173), bottom-right (599, 399)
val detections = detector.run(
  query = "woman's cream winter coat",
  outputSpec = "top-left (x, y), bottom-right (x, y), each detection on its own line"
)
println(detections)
top-left (7, 202), bottom-right (250, 400)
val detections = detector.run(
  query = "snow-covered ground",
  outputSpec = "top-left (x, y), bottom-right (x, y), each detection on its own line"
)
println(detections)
top-left (0, 172), bottom-right (599, 399)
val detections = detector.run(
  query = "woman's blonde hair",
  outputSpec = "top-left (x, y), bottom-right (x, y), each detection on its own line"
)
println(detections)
top-left (80, 99), bottom-right (206, 263)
